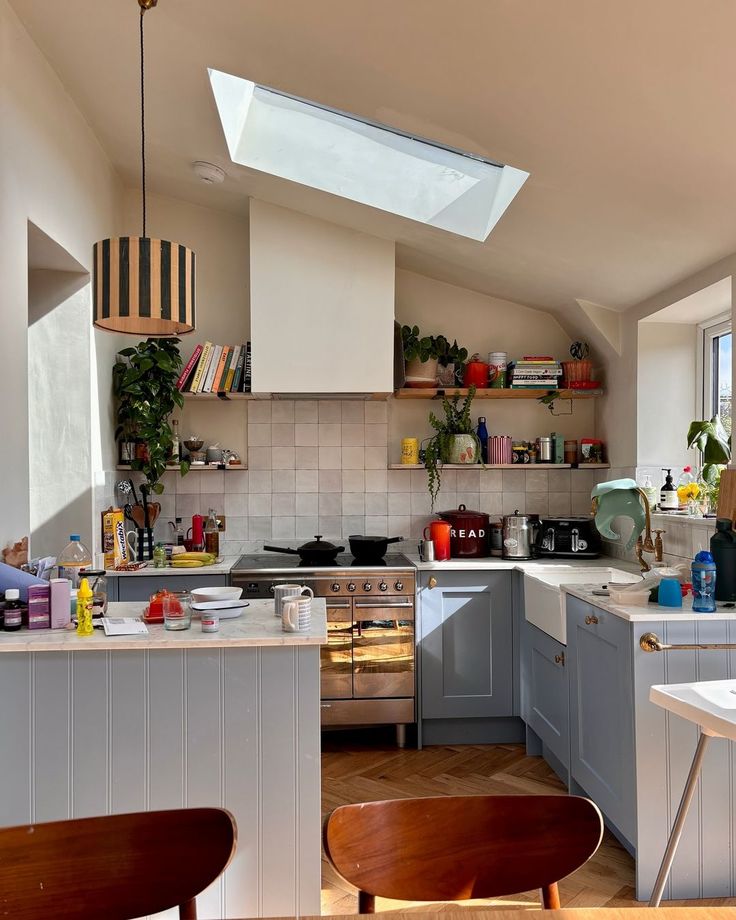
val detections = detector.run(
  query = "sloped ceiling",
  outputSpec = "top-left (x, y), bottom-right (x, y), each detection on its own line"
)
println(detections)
top-left (9, 0), bottom-right (736, 315)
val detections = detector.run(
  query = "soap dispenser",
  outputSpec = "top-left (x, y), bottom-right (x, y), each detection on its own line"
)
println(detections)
top-left (660, 468), bottom-right (678, 510)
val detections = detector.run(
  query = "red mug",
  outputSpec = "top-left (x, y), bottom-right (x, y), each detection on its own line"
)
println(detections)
top-left (424, 520), bottom-right (452, 561)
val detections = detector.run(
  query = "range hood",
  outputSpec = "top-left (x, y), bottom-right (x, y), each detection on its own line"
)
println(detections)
top-left (248, 199), bottom-right (395, 396)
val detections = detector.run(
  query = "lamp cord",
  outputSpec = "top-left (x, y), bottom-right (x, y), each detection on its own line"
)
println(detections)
top-left (140, 8), bottom-right (147, 239)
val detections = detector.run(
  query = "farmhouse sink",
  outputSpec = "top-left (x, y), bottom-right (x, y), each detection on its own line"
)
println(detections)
top-left (524, 566), bottom-right (641, 644)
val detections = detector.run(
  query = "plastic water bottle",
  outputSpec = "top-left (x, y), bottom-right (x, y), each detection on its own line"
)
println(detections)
top-left (57, 534), bottom-right (92, 588)
top-left (692, 550), bottom-right (717, 612)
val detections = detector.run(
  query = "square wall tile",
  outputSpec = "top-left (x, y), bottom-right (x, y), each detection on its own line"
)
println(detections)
top-left (295, 423), bottom-right (318, 446)
top-left (526, 469), bottom-right (549, 492)
top-left (249, 516), bottom-right (272, 540)
top-left (249, 471), bottom-right (272, 493)
top-left (176, 494), bottom-right (199, 518)
top-left (296, 515), bottom-right (319, 538)
top-left (294, 400), bottom-right (318, 423)
top-left (296, 446), bottom-right (318, 469)
top-left (502, 470), bottom-right (525, 492)
top-left (388, 515), bottom-right (411, 537)
top-left (570, 492), bottom-right (592, 514)
top-left (319, 423), bottom-right (342, 446)
top-left (388, 492), bottom-right (411, 515)
top-left (479, 493), bottom-right (503, 515)
top-left (318, 401), bottom-right (342, 423)
top-left (365, 493), bottom-right (388, 515)
top-left (341, 402), bottom-right (365, 423)
top-left (502, 492), bottom-right (526, 514)
top-left (271, 423), bottom-right (295, 446)
top-left (526, 492), bottom-right (549, 515)
top-left (548, 469), bottom-right (571, 492)
top-left (318, 515), bottom-right (342, 537)
top-left (319, 493), bottom-right (342, 515)
top-left (365, 402), bottom-right (388, 423)
top-left (224, 470), bottom-right (249, 493)
top-left (342, 470), bottom-right (365, 492)
top-left (319, 446), bottom-right (342, 469)
top-left (319, 470), bottom-right (342, 492)
top-left (411, 492), bottom-right (432, 515)
top-left (341, 424), bottom-right (364, 446)
top-left (249, 493), bottom-right (272, 516)
top-left (341, 447), bottom-right (365, 469)
top-left (342, 493), bottom-right (365, 515)
top-left (364, 446), bottom-right (387, 469)
top-left (272, 447), bottom-right (296, 470)
top-left (248, 447), bottom-right (272, 470)
top-left (247, 400), bottom-right (271, 423)
top-left (296, 493), bottom-right (318, 516)
top-left (248, 423), bottom-right (271, 446)
top-left (365, 515), bottom-right (388, 532)
top-left (272, 517), bottom-right (296, 539)
top-left (227, 516), bottom-right (248, 541)
top-left (410, 470), bottom-right (428, 493)
top-left (365, 469), bottom-right (388, 492)
top-left (571, 470), bottom-right (596, 493)
top-left (271, 400), bottom-right (295, 423)
top-left (549, 492), bottom-right (571, 516)
top-left (480, 470), bottom-right (503, 492)
top-left (272, 493), bottom-right (296, 516)
top-left (296, 469), bottom-right (319, 492)
top-left (342, 515), bottom-right (366, 537)
top-left (177, 472), bottom-right (200, 494)
top-left (200, 494), bottom-right (222, 515)
top-left (224, 493), bottom-right (248, 516)
top-left (456, 492), bottom-right (480, 511)
top-left (388, 470), bottom-right (409, 492)
top-left (365, 424), bottom-right (388, 447)
top-left (272, 469), bottom-right (296, 492)
top-left (456, 469), bottom-right (480, 492)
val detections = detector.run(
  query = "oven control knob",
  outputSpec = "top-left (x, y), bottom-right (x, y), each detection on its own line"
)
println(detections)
top-left (363, 582), bottom-right (372, 591)
top-left (395, 581), bottom-right (404, 592)
top-left (379, 582), bottom-right (388, 592)
top-left (330, 583), bottom-right (340, 593)
top-left (268, 585), bottom-right (275, 594)
top-left (347, 582), bottom-right (357, 592)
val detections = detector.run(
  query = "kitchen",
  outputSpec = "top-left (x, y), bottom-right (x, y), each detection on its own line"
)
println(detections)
top-left (5, 1), bottom-right (736, 919)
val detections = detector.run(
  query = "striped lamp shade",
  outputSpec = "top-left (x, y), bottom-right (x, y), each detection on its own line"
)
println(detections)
top-left (93, 237), bottom-right (196, 335)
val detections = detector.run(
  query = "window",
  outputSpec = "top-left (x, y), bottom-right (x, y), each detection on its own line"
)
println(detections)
top-left (702, 317), bottom-right (732, 434)
top-left (208, 68), bottom-right (529, 242)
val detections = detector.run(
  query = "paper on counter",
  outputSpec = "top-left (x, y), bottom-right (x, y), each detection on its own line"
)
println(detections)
top-left (101, 617), bottom-right (149, 636)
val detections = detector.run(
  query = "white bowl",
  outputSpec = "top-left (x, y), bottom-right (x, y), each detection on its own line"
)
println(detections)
top-left (190, 586), bottom-right (243, 605)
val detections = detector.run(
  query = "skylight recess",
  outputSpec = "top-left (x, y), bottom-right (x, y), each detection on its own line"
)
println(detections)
top-left (209, 69), bottom-right (529, 241)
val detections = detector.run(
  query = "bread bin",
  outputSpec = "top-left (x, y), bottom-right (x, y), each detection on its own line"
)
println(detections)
top-left (438, 504), bottom-right (490, 557)
top-left (502, 511), bottom-right (540, 560)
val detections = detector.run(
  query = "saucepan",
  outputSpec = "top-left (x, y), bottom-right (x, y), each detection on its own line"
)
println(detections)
top-left (348, 535), bottom-right (403, 561)
top-left (263, 536), bottom-right (344, 566)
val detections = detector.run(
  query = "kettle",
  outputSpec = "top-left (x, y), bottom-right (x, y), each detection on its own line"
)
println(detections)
top-left (502, 511), bottom-right (539, 560)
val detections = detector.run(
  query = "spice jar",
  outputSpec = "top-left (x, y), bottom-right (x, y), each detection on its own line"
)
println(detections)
top-left (564, 440), bottom-right (578, 464)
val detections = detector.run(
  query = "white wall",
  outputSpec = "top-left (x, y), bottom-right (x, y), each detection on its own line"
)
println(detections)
top-left (0, 0), bottom-right (123, 552)
top-left (637, 322), bottom-right (697, 474)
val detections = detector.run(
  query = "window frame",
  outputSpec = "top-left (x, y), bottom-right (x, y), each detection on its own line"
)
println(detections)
top-left (698, 312), bottom-right (732, 420)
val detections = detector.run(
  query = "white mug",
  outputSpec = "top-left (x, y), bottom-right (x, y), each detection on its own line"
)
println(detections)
top-left (274, 584), bottom-right (314, 616)
top-left (125, 530), bottom-right (138, 562)
top-left (282, 596), bottom-right (312, 632)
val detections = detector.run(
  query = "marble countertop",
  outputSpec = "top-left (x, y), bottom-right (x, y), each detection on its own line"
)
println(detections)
top-left (408, 553), bottom-right (642, 575)
top-left (564, 584), bottom-right (736, 622)
top-left (0, 599), bottom-right (327, 652)
top-left (105, 556), bottom-right (239, 576)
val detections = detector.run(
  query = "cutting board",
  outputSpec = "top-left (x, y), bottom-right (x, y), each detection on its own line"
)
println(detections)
top-left (717, 469), bottom-right (736, 522)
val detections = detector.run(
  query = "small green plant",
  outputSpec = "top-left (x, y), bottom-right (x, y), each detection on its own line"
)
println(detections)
top-left (434, 335), bottom-right (468, 368)
top-left (424, 386), bottom-right (478, 508)
top-left (113, 337), bottom-right (189, 494)
top-left (401, 325), bottom-right (440, 363)
top-left (687, 414), bottom-right (732, 505)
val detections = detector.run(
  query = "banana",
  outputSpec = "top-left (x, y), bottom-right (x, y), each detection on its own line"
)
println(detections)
top-left (171, 559), bottom-right (206, 568)
top-left (172, 552), bottom-right (216, 563)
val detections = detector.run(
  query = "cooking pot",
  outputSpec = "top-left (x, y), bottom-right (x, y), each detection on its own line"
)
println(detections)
top-left (438, 504), bottom-right (490, 558)
top-left (348, 535), bottom-right (403, 561)
top-left (502, 511), bottom-right (540, 560)
top-left (263, 535), bottom-right (344, 566)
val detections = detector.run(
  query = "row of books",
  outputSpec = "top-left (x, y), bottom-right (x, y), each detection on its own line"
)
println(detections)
top-left (508, 356), bottom-right (562, 389)
top-left (176, 342), bottom-right (252, 393)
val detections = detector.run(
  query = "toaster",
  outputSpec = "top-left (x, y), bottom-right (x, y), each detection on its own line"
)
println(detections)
top-left (535, 516), bottom-right (601, 558)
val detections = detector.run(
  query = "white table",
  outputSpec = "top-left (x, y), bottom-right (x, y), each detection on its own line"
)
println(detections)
top-left (648, 679), bottom-right (736, 906)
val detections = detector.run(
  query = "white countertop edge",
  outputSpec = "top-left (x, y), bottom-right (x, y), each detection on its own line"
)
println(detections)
top-left (563, 584), bottom-right (736, 622)
top-left (105, 556), bottom-right (240, 576)
top-left (408, 554), bottom-right (642, 574)
top-left (0, 599), bottom-right (327, 652)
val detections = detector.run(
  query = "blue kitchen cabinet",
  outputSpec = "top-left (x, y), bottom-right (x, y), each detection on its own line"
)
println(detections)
top-left (521, 618), bottom-right (569, 774)
top-left (419, 571), bottom-right (515, 741)
top-left (111, 573), bottom-right (229, 602)
top-left (567, 594), bottom-right (636, 847)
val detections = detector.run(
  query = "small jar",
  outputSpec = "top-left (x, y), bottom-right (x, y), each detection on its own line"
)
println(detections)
top-left (80, 569), bottom-right (107, 617)
top-left (153, 543), bottom-right (167, 568)
top-left (201, 611), bottom-right (220, 633)
top-left (564, 439), bottom-right (578, 464)
top-left (4, 589), bottom-right (22, 632)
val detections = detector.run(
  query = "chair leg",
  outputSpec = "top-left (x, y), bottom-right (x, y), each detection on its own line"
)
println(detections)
top-left (179, 897), bottom-right (197, 919)
top-left (542, 883), bottom-right (560, 910)
top-left (358, 890), bottom-right (376, 913)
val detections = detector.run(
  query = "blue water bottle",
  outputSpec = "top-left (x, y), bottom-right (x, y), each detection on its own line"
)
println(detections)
top-left (476, 417), bottom-right (489, 463)
top-left (692, 550), bottom-right (717, 612)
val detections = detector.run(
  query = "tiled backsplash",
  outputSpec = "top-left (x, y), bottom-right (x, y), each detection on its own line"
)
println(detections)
top-left (98, 400), bottom-right (619, 556)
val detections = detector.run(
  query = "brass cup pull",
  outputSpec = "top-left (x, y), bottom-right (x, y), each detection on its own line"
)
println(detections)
top-left (554, 652), bottom-right (565, 665)
top-left (584, 614), bottom-right (599, 625)
top-left (428, 576), bottom-right (437, 589)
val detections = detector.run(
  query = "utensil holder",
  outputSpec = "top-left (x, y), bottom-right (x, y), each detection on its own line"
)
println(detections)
top-left (136, 528), bottom-right (154, 561)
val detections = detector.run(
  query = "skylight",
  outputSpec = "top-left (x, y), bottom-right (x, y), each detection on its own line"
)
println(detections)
top-left (209, 69), bottom-right (529, 242)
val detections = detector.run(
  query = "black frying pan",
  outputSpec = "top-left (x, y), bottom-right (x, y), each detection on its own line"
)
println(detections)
top-left (348, 535), bottom-right (403, 561)
top-left (263, 535), bottom-right (344, 566)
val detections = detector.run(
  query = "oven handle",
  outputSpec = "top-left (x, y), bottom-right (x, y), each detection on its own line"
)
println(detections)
top-left (326, 602), bottom-right (352, 609)
top-left (354, 601), bottom-right (414, 609)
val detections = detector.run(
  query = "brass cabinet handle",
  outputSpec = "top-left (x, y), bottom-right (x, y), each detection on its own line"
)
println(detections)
top-left (554, 652), bottom-right (565, 665)
top-left (428, 576), bottom-right (437, 589)
top-left (584, 614), bottom-right (599, 625)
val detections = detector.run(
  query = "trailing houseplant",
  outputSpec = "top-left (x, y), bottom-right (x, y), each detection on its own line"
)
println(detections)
top-left (401, 324), bottom-right (441, 387)
top-left (424, 386), bottom-right (479, 508)
top-left (113, 337), bottom-right (189, 495)
top-left (687, 414), bottom-right (732, 509)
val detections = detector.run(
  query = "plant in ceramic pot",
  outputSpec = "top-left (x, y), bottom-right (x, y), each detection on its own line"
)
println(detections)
top-left (401, 325), bottom-right (440, 388)
top-left (435, 335), bottom-right (469, 386)
top-left (424, 386), bottom-right (479, 508)
top-left (687, 414), bottom-right (732, 510)
top-left (113, 337), bottom-right (190, 496)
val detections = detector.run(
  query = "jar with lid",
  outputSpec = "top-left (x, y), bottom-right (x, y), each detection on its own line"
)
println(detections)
top-left (4, 589), bottom-right (22, 631)
top-left (153, 542), bottom-right (167, 568)
top-left (80, 569), bottom-right (107, 617)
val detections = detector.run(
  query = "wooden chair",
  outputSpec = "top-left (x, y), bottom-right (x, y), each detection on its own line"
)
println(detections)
top-left (324, 794), bottom-right (603, 911)
top-left (0, 807), bottom-right (236, 919)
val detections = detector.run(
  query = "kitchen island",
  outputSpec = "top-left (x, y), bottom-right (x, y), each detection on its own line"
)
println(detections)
top-left (0, 599), bottom-right (327, 919)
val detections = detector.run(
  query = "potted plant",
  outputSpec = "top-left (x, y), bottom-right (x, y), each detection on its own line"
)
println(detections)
top-left (424, 386), bottom-right (479, 507)
top-left (687, 414), bottom-right (732, 509)
top-left (435, 335), bottom-right (469, 386)
top-left (113, 337), bottom-right (190, 495)
top-left (401, 325), bottom-right (440, 388)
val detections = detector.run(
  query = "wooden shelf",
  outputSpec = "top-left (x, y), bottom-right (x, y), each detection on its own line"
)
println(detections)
top-left (182, 391), bottom-right (254, 400)
top-left (393, 388), bottom-right (603, 400)
top-left (389, 463), bottom-right (610, 470)
top-left (116, 464), bottom-right (247, 471)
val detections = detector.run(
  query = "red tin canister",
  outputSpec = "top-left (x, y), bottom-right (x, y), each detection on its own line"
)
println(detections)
top-left (438, 504), bottom-right (491, 557)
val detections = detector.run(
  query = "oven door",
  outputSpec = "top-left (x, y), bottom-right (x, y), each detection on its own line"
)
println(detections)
top-left (320, 600), bottom-right (353, 700)
top-left (352, 600), bottom-right (415, 699)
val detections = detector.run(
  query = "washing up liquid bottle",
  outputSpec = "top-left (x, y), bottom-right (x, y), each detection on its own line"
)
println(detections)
top-left (692, 551), bottom-right (717, 613)
top-left (75, 577), bottom-right (94, 636)
top-left (660, 469), bottom-right (679, 510)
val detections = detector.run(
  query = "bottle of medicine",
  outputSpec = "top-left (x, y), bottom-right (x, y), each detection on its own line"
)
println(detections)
top-left (3, 589), bottom-right (22, 631)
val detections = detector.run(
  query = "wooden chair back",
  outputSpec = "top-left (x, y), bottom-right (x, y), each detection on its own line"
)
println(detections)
top-left (324, 794), bottom-right (603, 911)
top-left (0, 807), bottom-right (236, 919)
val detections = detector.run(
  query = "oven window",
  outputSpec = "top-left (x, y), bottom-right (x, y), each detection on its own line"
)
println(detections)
top-left (353, 618), bottom-right (414, 699)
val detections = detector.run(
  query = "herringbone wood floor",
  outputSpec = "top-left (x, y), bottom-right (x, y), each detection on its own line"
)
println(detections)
top-left (321, 733), bottom-right (736, 913)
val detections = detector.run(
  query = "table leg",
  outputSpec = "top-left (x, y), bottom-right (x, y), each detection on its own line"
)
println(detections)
top-left (648, 731), bottom-right (711, 907)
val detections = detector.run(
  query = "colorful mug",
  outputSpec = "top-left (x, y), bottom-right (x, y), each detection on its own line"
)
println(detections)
top-left (401, 438), bottom-right (420, 465)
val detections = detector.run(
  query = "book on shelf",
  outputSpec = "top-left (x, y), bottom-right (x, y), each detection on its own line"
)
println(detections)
top-left (212, 345), bottom-right (231, 391)
top-left (190, 341), bottom-right (212, 393)
top-left (176, 344), bottom-right (203, 391)
top-left (243, 341), bottom-right (252, 392)
top-left (231, 345), bottom-right (245, 392)
top-left (202, 344), bottom-right (223, 392)
top-left (223, 345), bottom-right (240, 391)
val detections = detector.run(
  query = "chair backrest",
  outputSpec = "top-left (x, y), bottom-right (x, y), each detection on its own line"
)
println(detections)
top-left (0, 807), bottom-right (236, 920)
top-left (324, 794), bottom-right (603, 911)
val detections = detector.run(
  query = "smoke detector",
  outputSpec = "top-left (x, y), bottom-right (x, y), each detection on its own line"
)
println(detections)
top-left (193, 161), bottom-right (226, 184)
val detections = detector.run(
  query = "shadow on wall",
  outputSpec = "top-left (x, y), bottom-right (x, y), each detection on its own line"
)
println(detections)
top-left (28, 222), bottom-right (93, 557)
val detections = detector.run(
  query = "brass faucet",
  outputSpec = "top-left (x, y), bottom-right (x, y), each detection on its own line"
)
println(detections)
top-left (634, 488), bottom-right (665, 571)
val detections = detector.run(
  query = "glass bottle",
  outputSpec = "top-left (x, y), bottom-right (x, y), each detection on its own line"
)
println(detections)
top-left (204, 508), bottom-right (220, 556)
top-left (3, 589), bottom-right (22, 631)
top-left (153, 542), bottom-right (167, 568)
top-left (170, 419), bottom-right (180, 463)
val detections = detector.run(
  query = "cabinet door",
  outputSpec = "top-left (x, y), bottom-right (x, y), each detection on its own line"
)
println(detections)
top-left (420, 571), bottom-right (513, 719)
top-left (567, 595), bottom-right (635, 842)
top-left (521, 620), bottom-right (569, 769)
top-left (117, 574), bottom-right (229, 602)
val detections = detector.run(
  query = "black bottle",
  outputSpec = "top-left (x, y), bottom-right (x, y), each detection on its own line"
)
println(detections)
top-left (711, 519), bottom-right (736, 602)
top-left (3, 589), bottom-right (22, 631)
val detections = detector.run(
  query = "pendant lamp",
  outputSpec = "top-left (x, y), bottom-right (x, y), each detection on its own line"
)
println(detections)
top-left (93, 0), bottom-right (195, 335)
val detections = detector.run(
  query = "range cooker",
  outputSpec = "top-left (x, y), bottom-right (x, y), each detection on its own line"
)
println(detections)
top-left (231, 554), bottom-right (416, 745)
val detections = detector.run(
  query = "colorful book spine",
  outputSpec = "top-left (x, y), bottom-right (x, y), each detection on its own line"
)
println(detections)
top-left (243, 341), bottom-right (252, 392)
top-left (224, 345), bottom-right (240, 392)
top-left (231, 345), bottom-right (245, 392)
top-left (213, 345), bottom-right (231, 391)
top-left (176, 344), bottom-right (203, 391)
top-left (190, 341), bottom-right (212, 393)
top-left (218, 346), bottom-right (235, 391)
top-left (203, 344), bottom-right (223, 392)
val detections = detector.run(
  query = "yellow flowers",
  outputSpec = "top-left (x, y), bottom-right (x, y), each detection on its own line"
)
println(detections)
top-left (677, 483), bottom-right (700, 502)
